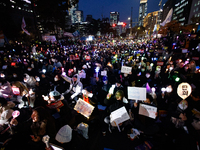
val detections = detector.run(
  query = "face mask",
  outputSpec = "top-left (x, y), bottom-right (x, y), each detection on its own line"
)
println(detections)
top-left (24, 79), bottom-right (27, 83)
top-left (31, 64), bottom-right (34, 68)
top-left (54, 78), bottom-right (58, 81)
top-left (27, 68), bottom-right (31, 71)
top-left (13, 75), bottom-right (17, 78)
top-left (103, 81), bottom-right (107, 84)
top-left (141, 69), bottom-right (145, 72)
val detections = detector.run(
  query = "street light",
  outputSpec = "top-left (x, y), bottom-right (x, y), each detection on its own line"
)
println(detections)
top-left (128, 17), bottom-right (131, 20)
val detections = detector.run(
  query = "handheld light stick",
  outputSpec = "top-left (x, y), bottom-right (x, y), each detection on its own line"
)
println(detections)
top-left (1, 110), bottom-right (20, 134)
top-left (161, 88), bottom-right (166, 98)
top-left (152, 87), bottom-right (156, 94)
top-left (95, 67), bottom-right (100, 77)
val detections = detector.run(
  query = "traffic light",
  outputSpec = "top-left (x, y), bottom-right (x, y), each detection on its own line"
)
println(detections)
top-left (112, 24), bottom-right (116, 27)
top-left (122, 23), bottom-right (126, 27)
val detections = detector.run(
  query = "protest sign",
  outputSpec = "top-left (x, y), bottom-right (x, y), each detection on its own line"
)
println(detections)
top-left (182, 49), bottom-right (188, 53)
top-left (121, 66), bottom-right (132, 74)
top-left (157, 61), bottom-right (164, 66)
top-left (74, 98), bottom-right (94, 118)
top-left (139, 104), bottom-right (157, 119)
top-left (101, 71), bottom-right (107, 76)
top-left (110, 106), bottom-right (130, 126)
top-left (128, 87), bottom-right (146, 100)
top-left (177, 82), bottom-right (192, 100)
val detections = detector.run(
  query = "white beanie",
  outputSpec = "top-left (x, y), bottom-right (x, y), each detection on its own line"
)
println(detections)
top-left (55, 125), bottom-right (72, 143)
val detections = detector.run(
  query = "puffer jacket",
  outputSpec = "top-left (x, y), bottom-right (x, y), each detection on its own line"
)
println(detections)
top-left (61, 74), bottom-right (83, 99)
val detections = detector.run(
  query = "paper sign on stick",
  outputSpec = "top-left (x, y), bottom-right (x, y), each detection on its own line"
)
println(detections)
top-left (128, 87), bottom-right (146, 100)
top-left (177, 82), bottom-right (192, 99)
top-left (74, 98), bottom-right (94, 118)
top-left (121, 66), bottom-right (132, 74)
top-left (110, 106), bottom-right (130, 127)
top-left (139, 104), bottom-right (157, 119)
top-left (101, 71), bottom-right (107, 76)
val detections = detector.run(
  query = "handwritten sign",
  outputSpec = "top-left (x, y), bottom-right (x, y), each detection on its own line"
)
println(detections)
top-left (177, 82), bottom-right (192, 99)
top-left (121, 66), bottom-right (132, 74)
top-left (139, 104), bottom-right (157, 119)
top-left (74, 98), bottom-right (94, 118)
top-left (182, 49), bottom-right (188, 53)
top-left (128, 87), bottom-right (146, 100)
top-left (110, 106), bottom-right (130, 126)
top-left (101, 71), bottom-right (107, 76)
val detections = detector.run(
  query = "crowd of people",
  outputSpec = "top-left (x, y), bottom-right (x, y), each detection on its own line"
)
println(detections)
top-left (0, 36), bottom-right (199, 150)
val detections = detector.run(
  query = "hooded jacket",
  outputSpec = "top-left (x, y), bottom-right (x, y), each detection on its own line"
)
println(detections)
top-left (0, 101), bottom-right (15, 125)
top-left (61, 74), bottom-right (83, 99)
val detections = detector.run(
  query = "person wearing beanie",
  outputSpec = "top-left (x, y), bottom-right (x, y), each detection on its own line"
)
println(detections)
top-left (43, 91), bottom-right (72, 127)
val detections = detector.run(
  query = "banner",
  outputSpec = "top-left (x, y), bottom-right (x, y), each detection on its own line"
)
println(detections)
top-left (139, 104), bottom-right (157, 119)
top-left (121, 66), bottom-right (132, 74)
top-left (42, 36), bottom-right (56, 43)
top-left (110, 106), bottom-right (130, 126)
top-left (157, 61), bottom-right (164, 66)
top-left (63, 32), bottom-right (74, 38)
top-left (74, 98), bottom-right (94, 118)
top-left (72, 30), bottom-right (80, 37)
top-left (128, 87), bottom-right (146, 100)
top-left (21, 17), bottom-right (30, 35)
top-left (160, 8), bottom-right (173, 26)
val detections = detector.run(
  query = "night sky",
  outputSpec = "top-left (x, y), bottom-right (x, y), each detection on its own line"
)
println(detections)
top-left (79, 0), bottom-right (168, 23)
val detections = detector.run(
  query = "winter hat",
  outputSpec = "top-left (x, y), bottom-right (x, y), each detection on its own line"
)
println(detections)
top-left (82, 65), bottom-right (87, 69)
top-left (55, 125), bottom-right (72, 143)
top-left (49, 91), bottom-right (61, 97)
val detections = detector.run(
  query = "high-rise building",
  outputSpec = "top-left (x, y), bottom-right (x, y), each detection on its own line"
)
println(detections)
top-left (138, 0), bottom-right (148, 26)
top-left (172, 0), bottom-right (192, 25)
top-left (86, 15), bottom-right (93, 23)
top-left (75, 10), bottom-right (83, 23)
top-left (188, 0), bottom-right (200, 24)
top-left (110, 12), bottom-right (119, 26)
top-left (69, 3), bottom-right (78, 24)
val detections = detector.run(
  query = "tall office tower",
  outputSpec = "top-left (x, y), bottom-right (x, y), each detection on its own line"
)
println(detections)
top-left (138, 0), bottom-right (148, 26)
top-left (173, 0), bottom-right (192, 25)
top-left (75, 10), bottom-right (83, 23)
top-left (69, 3), bottom-right (78, 24)
top-left (110, 12), bottom-right (119, 26)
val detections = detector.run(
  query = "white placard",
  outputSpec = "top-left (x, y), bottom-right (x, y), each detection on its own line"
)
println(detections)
top-left (139, 104), bottom-right (157, 119)
top-left (182, 49), bottom-right (188, 53)
top-left (121, 66), bottom-right (132, 74)
top-left (101, 71), bottom-right (107, 76)
top-left (177, 82), bottom-right (192, 99)
top-left (110, 106), bottom-right (130, 126)
top-left (74, 98), bottom-right (94, 118)
top-left (128, 87), bottom-right (146, 100)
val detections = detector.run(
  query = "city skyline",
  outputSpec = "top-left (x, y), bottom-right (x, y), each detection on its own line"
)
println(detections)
top-left (79, 0), bottom-right (168, 23)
